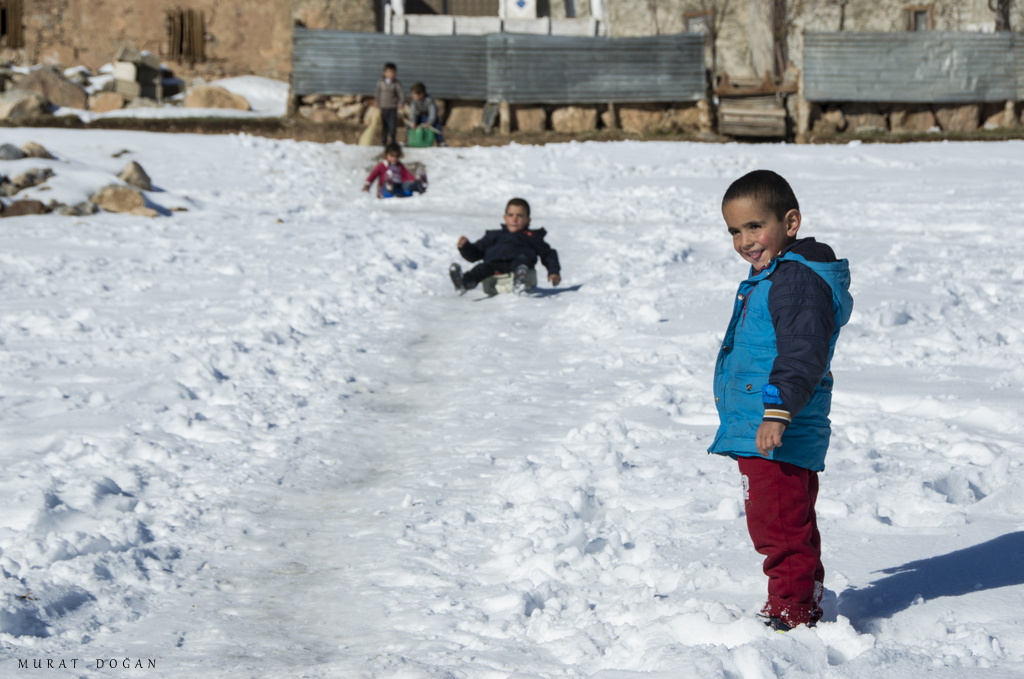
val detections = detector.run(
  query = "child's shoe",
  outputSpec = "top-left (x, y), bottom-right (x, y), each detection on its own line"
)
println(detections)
top-left (449, 263), bottom-right (465, 293)
top-left (513, 264), bottom-right (530, 295)
top-left (759, 614), bottom-right (793, 632)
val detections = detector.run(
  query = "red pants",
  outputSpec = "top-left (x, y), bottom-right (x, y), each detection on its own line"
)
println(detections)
top-left (738, 456), bottom-right (824, 627)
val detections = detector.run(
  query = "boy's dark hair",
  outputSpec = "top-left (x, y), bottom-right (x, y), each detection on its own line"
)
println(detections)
top-left (506, 197), bottom-right (530, 217)
top-left (384, 142), bottom-right (403, 158)
top-left (410, 82), bottom-right (426, 96)
top-left (722, 170), bottom-right (799, 221)
top-left (383, 62), bottom-right (397, 72)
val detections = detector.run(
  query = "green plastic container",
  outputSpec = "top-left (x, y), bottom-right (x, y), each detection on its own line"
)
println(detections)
top-left (407, 127), bottom-right (436, 148)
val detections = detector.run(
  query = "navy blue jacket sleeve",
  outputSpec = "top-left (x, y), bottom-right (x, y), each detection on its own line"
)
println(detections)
top-left (764, 262), bottom-right (836, 425)
top-left (531, 236), bottom-right (560, 275)
top-left (459, 232), bottom-right (494, 263)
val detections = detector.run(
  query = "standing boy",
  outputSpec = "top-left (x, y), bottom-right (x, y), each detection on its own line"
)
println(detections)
top-left (709, 170), bottom-right (853, 631)
top-left (375, 62), bottom-right (404, 147)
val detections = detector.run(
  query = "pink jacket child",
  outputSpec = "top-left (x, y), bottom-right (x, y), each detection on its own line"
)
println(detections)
top-left (361, 143), bottom-right (427, 198)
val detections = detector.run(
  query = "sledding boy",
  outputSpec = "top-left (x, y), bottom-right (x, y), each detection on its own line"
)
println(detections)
top-left (709, 170), bottom-right (852, 631)
top-left (450, 198), bottom-right (561, 294)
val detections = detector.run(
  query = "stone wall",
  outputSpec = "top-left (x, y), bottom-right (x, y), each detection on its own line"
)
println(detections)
top-left (807, 101), bottom-right (1022, 139)
top-left (19, 0), bottom-right (376, 80)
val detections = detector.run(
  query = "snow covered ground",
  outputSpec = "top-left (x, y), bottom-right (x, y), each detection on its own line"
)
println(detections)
top-left (1, 127), bottom-right (1023, 678)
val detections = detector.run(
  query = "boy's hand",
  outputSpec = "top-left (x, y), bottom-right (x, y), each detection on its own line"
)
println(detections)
top-left (457, 236), bottom-right (468, 248)
top-left (755, 420), bottom-right (786, 456)
top-left (548, 273), bottom-right (561, 286)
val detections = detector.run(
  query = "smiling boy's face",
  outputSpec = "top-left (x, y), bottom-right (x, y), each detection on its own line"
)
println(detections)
top-left (723, 196), bottom-right (801, 271)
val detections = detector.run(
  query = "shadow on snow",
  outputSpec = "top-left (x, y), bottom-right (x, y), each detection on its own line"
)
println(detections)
top-left (837, 531), bottom-right (1024, 631)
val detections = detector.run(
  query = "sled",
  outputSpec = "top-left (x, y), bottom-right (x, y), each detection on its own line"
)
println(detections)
top-left (406, 126), bottom-right (436, 148)
top-left (481, 269), bottom-right (537, 296)
top-left (380, 185), bottom-right (416, 198)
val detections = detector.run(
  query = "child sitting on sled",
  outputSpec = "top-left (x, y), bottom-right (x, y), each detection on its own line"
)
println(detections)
top-left (449, 198), bottom-right (561, 295)
top-left (362, 143), bottom-right (427, 198)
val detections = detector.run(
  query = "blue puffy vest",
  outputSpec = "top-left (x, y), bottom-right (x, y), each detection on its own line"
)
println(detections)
top-left (708, 251), bottom-right (853, 471)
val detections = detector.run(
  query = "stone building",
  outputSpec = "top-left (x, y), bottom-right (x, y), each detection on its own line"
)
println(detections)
top-left (2, 0), bottom-right (1018, 83)
top-left (6, 0), bottom-right (377, 80)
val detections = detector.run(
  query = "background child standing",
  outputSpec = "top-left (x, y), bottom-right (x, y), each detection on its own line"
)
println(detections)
top-left (709, 170), bottom-right (853, 631)
top-left (375, 62), bottom-right (404, 147)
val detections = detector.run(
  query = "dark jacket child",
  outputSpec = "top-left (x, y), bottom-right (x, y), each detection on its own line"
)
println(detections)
top-left (450, 198), bottom-right (561, 294)
top-left (362, 143), bottom-right (426, 198)
top-left (375, 62), bottom-right (404, 147)
top-left (710, 169), bottom-right (853, 632)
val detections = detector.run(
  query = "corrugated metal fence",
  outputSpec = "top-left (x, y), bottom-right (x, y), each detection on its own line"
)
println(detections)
top-left (292, 27), bottom-right (706, 104)
top-left (804, 32), bottom-right (1022, 103)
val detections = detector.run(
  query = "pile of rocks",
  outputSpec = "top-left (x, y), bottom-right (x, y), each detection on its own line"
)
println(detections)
top-left (297, 94), bottom-right (373, 124)
top-left (0, 62), bottom-right (251, 120)
top-left (811, 101), bottom-right (1022, 136)
top-left (0, 141), bottom-right (162, 219)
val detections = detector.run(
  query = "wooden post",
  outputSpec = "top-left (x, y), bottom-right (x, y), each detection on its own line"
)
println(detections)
top-left (499, 101), bottom-right (511, 135)
top-left (795, 68), bottom-right (810, 144)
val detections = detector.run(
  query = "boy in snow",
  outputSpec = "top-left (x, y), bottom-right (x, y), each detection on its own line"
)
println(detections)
top-left (362, 143), bottom-right (426, 198)
top-left (407, 82), bottom-right (446, 147)
top-left (450, 198), bottom-right (561, 294)
top-left (709, 170), bottom-right (853, 631)
top-left (375, 62), bottom-right (404, 147)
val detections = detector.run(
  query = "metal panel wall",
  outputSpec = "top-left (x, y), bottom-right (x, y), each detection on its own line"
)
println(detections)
top-left (293, 28), bottom-right (706, 103)
top-left (486, 33), bottom-right (706, 104)
top-left (293, 29), bottom-right (488, 99)
top-left (803, 32), bottom-right (1019, 104)
top-left (1016, 39), bottom-right (1024, 100)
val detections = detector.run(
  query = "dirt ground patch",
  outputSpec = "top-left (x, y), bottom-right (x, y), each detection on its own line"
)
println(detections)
top-left (2, 115), bottom-right (723, 146)
top-left (5, 115), bottom-right (1022, 146)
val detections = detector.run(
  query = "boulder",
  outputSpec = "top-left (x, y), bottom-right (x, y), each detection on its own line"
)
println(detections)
top-left (935, 104), bottom-right (980, 132)
top-left (445, 105), bottom-right (484, 131)
top-left (982, 101), bottom-right (1018, 130)
top-left (550, 106), bottom-right (598, 133)
top-left (91, 185), bottom-right (146, 213)
top-left (129, 206), bottom-right (160, 218)
top-left (298, 107), bottom-right (339, 124)
top-left (845, 104), bottom-right (887, 133)
top-left (890, 107), bottom-right (936, 133)
top-left (118, 161), bottom-right (152, 191)
top-left (664, 105), bottom-right (703, 133)
top-left (90, 91), bottom-right (126, 113)
top-left (0, 89), bottom-right (50, 122)
top-left (812, 108), bottom-right (847, 135)
top-left (514, 107), bottom-right (547, 133)
top-left (18, 66), bottom-right (89, 110)
top-left (1, 168), bottom-right (54, 196)
top-left (184, 85), bottom-right (250, 111)
top-left (618, 106), bottom-right (663, 134)
top-left (334, 102), bottom-right (365, 121)
top-left (0, 200), bottom-right (51, 218)
top-left (21, 142), bottom-right (54, 159)
top-left (55, 201), bottom-right (99, 217)
top-left (0, 143), bottom-right (26, 160)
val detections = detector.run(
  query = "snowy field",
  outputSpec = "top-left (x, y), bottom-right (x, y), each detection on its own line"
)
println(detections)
top-left (1, 127), bottom-right (1023, 678)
